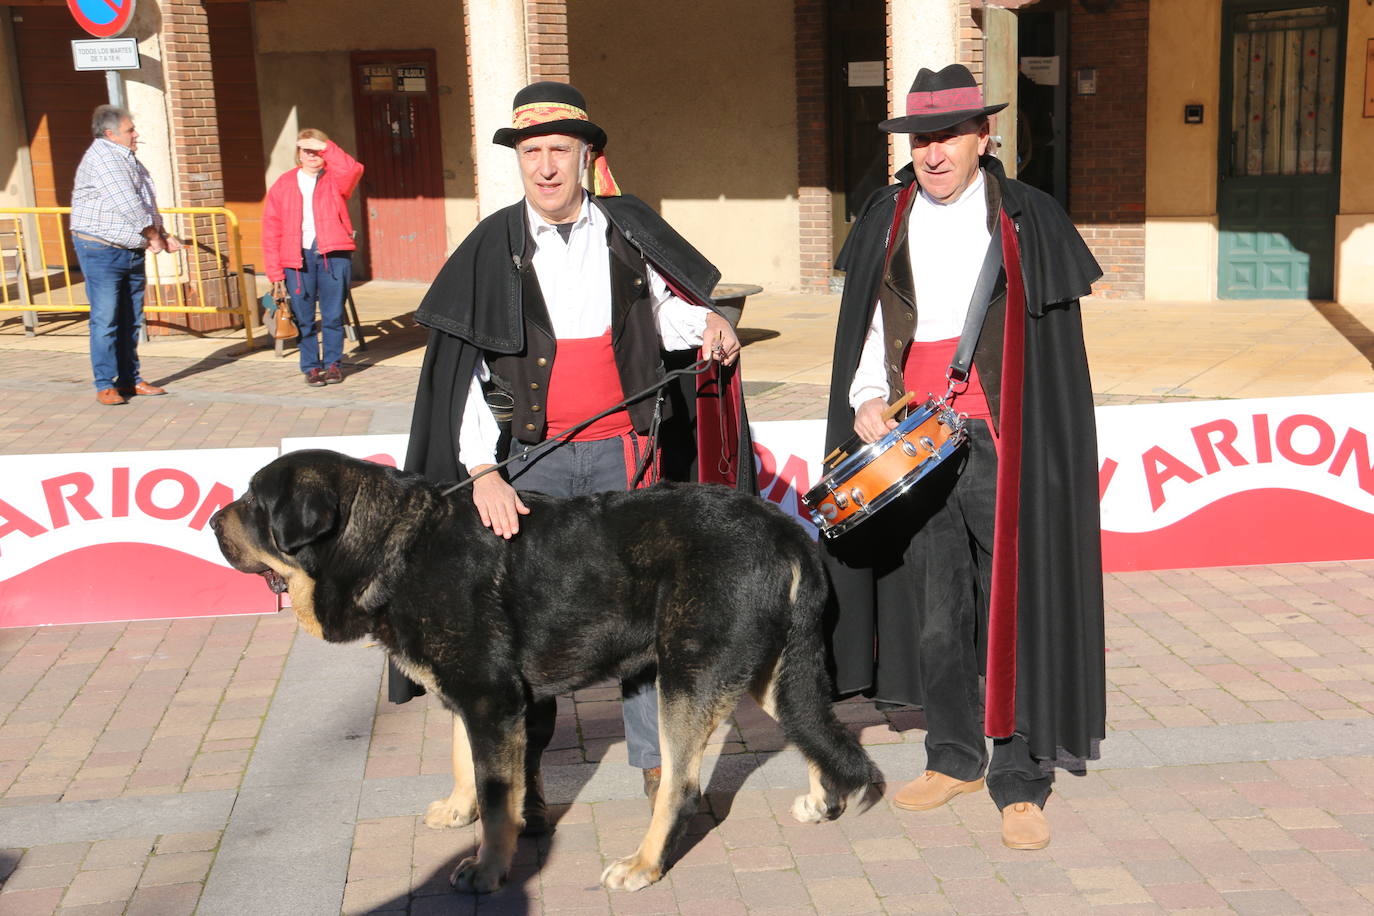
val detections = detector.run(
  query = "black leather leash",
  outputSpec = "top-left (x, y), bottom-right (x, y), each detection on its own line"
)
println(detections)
top-left (438, 358), bottom-right (713, 496)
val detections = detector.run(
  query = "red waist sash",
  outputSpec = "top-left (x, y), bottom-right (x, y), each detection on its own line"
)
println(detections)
top-left (544, 331), bottom-right (633, 441)
top-left (901, 337), bottom-right (996, 448)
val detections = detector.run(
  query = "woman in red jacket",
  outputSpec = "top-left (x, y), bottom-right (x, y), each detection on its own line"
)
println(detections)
top-left (262, 129), bottom-right (364, 386)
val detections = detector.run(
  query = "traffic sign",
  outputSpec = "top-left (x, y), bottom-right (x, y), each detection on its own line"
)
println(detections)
top-left (72, 38), bottom-right (140, 71)
top-left (66, 0), bottom-right (137, 39)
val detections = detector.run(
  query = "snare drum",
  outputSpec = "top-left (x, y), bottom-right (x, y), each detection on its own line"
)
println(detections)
top-left (802, 397), bottom-right (967, 538)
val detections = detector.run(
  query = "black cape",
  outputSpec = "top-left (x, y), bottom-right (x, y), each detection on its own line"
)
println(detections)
top-left (394, 194), bottom-right (754, 703)
top-left (822, 156), bottom-right (1106, 761)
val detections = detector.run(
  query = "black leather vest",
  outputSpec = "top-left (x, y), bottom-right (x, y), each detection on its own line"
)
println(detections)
top-left (487, 210), bottom-right (667, 444)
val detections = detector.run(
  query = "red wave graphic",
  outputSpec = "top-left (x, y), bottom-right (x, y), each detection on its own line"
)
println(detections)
top-left (1102, 487), bottom-right (1374, 572)
top-left (0, 542), bottom-right (276, 628)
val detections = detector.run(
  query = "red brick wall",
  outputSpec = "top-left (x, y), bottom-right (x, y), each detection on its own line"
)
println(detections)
top-left (158, 0), bottom-right (235, 330)
top-left (796, 0), bottom-right (831, 291)
top-left (1068, 0), bottom-right (1147, 299)
top-left (960, 0), bottom-right (982, 83)
top-left (526, 0), bottom-right (569, 83)
top-left (162, 0), bottom-right (222, 210)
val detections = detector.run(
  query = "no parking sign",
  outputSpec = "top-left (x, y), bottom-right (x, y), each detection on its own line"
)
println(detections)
top-left (67, 0), bottom-right (137, 39)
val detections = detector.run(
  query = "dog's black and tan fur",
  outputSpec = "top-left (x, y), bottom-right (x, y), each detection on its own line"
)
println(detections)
top-left (212, 449), bottom-right (878, 893)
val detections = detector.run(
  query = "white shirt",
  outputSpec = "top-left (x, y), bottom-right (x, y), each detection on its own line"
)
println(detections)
top-left (457, 192), bottom-right (712, 469)
top-left (849, 170), bottom-right (992, 410)
top-left (297, 170), bottom-right (319, 249)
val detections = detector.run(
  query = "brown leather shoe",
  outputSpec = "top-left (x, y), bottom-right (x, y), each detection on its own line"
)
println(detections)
top-left (126, 380), bottom-right (166, 396)
top-left (892, 770), bottom-right (984, 811)
top-left (642, 766), bottom-right (661, 805)
top-left (1001, 801), bottom-right (1050, 850)
top-left (96, 388), bottom-right (127, 406)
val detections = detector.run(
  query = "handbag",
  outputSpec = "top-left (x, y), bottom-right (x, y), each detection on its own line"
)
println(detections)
top-left (261, 290), bottom-right (297, 339)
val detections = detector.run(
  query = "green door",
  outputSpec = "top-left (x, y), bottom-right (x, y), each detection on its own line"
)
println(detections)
top-left (1218, 2), bottom-right (1344, 299)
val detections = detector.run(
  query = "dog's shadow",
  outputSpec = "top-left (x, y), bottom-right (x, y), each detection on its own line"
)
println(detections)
top-left (357, 690), bottom-right (881, 911)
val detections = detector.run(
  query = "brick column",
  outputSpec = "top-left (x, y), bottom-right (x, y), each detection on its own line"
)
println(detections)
top-left (161, 0), bottom-right (222, 210)
top-left (525, 0), bottom-right (568, 83)
top-left (156, 0), bottom-right (234, 329)
top-left (795, 0), bottom-right (831, 291)
top-left (1068, 0), bottom-right (1147, 299)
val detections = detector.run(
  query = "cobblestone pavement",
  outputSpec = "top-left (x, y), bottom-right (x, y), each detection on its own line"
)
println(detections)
top-left (2, 292), bottom-right (1373, 914)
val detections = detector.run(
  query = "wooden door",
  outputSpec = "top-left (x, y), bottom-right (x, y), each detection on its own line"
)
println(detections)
top-left (350, 51), bottom-right (447, 283)
top-left (1218, 1), bottom-right (1344, 299)
top-left (10, 6), bottom-right (107, 267)
top-left (206, 1), bottom-right (267, 265)
top-left (827, 0), bottom-right (887, 252)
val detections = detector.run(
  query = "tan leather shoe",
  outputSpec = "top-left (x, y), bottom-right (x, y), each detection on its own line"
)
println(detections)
top-left (1001, 801), bottom-right (1050, 849)
top-left (130, 380), bottom-right (167, 396)
top-left (892, 770), bottom-right (984, 811)
top-left (96, 388), bottom-right (127, 406)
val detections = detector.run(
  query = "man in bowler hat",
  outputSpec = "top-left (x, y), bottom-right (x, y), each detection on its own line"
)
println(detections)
top-left (821, 64), bottom-right (1106, 848)
top-left (399, 81), bottom-right (752, 833)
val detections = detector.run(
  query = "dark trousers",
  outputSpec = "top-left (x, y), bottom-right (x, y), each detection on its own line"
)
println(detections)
top-left (74, 236), bottom-right (146, 391)
top-left (898, 420), bottom-right (1050, 810)
top-left (507, 435), bottom-right (662, 771)
top-left (284, 243), bottom-right (350, 373)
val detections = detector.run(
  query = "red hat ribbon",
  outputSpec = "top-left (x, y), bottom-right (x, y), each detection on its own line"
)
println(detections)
top-left (906, 86), bottom-right (985, 116)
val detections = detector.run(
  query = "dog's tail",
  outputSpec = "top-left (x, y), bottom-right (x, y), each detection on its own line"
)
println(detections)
top-left (774, 555), bottom-right (881, 811)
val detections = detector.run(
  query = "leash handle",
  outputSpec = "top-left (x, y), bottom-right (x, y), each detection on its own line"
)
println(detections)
top-left (438, 358), bottom-right (713, 496)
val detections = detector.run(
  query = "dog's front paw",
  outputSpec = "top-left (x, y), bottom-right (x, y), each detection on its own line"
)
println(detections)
top-left (424, 796), bottom-right (478, 829)
top-left (449, 855), bottom-right (505, 894)
top-left (791, 793), bottom-right (837, 823)
top-left (600, 855), bottom-right (661, 892)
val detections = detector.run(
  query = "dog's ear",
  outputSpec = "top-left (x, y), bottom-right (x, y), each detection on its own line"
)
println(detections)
top-left (267, 476), bottom-right (339, 555)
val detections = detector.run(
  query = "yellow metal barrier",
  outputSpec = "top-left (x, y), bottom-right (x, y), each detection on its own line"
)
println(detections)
top-left (0, 206), bottom-right (256, 347)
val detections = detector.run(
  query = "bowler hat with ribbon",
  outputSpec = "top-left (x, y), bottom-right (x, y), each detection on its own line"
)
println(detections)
top-left (492, 81), bottom-right (621, 196)
top-left (879, 64), bottom-right (1008, 134)
top-left (492, 81), bottom-right (608, 149)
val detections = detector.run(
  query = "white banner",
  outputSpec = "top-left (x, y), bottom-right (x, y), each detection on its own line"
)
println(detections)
top-left (0, 448), bottom-right (279, 627)
top-left (1096, 392), bottom-right (1374, 570)
top-left (8, 392), bottom-right (1373, 628)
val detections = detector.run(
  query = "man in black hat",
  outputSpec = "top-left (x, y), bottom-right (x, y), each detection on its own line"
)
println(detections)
top-left (821, 64), bottom-right (1106, 849)
top-left (400, 81), bottom-right (752, 832)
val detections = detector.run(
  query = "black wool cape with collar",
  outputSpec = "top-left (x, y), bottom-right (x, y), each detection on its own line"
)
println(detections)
top-left (821, 156), bottom-right (1107, 761)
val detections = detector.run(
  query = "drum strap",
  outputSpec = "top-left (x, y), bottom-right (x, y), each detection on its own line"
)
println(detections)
top-left (947, 229), bottom-right (1004, 384)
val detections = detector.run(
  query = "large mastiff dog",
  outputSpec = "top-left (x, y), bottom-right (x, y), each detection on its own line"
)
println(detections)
top-left (212, 449), bottom-right (878, 893)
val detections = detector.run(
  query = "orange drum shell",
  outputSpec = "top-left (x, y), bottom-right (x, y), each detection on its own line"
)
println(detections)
top-left (812, 410), bottom-right (956, 529)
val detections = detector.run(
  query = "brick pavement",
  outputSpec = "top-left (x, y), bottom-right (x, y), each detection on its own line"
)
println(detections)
top-left (3, 296), bottom-right (1374, 913)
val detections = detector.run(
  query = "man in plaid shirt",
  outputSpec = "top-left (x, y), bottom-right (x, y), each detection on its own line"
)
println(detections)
top-left (70, 104), bottom-right (182, 406)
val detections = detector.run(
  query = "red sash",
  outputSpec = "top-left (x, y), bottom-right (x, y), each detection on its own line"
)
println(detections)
top-left (544, 331), bottom-right (633, 441)
top-left (900, 338), bottom-right (996, 447)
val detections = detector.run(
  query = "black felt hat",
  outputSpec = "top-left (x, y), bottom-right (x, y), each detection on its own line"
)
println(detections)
top-left (879, 64), bottom-right (1008, 134)
top-left (491, 81), bottom-right (608, 149)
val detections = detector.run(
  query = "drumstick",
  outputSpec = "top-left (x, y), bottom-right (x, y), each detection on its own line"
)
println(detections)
top-left (825, 392), bottom-right (916, 465)
top-left (882, 392), bottom-right (916, 421)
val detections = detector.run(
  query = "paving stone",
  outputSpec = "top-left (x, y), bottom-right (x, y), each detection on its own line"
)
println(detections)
top-left (58, 866), bottom-right (141, 907)
top-left (124, 882), bottom-right (202, 916)
top-left (137, 852), bottom-right (213, 887)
